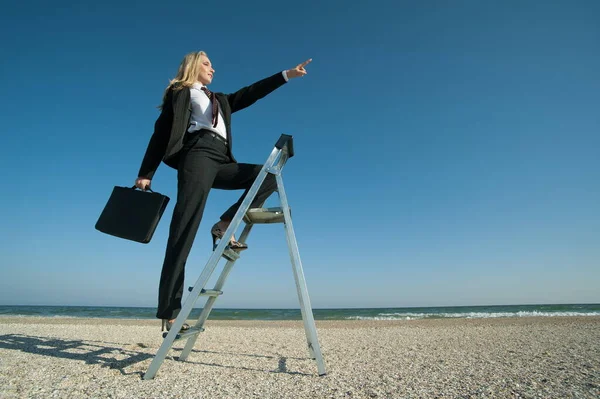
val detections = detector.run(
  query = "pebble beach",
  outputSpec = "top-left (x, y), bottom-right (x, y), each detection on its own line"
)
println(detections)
top-left (1, 316), bottom-right (599, 398)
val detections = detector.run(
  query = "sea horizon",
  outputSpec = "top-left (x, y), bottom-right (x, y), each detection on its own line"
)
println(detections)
top-left (1, 303), bottom-right (599, 321)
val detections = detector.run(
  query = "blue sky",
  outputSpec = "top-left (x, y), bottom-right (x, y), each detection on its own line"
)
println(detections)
top-left (0, 0), bottom-right (598, 309)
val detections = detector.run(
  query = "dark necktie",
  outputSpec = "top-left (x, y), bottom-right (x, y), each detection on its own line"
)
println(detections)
top-left (201, 87), bottom-right (219, 128)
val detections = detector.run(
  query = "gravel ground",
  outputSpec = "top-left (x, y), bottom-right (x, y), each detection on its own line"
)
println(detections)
top-left (0, 317), bottom-right (599, 398)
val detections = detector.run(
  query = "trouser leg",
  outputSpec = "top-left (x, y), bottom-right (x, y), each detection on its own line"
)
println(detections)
top-left (213, 163), bottom-right (278, 221)
top-left (155, 140), bottom-right (223, 320)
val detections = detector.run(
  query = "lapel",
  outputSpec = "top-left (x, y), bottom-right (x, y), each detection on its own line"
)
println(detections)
top-left (216, 93), bottom-right (231, 139)
top-left (172, 86), bottom-right (191, 137)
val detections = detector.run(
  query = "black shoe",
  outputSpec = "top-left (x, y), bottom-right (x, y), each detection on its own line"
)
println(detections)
top-left (211, 222), bottom-right (248, 251)
top-left (161, 319), bottom-right (191, 333)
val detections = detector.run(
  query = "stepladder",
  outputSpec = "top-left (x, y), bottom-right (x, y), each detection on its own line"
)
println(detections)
top-left (143, 134), bottom-right (326, 380)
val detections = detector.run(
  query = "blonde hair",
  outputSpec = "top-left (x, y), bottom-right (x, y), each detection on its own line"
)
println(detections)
top-left (159, 51), bottom-right (208, 109)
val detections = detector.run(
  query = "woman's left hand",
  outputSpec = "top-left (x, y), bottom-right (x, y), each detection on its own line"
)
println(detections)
top-left (286, 59), bottom-right (312, 79)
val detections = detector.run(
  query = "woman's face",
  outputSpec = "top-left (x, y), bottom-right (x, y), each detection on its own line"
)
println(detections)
top-left (197, 55), bottom-right (215, 85)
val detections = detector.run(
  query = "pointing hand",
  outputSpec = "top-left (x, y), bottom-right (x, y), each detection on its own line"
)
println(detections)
top-left (286, 59), bottom-right (312, 79)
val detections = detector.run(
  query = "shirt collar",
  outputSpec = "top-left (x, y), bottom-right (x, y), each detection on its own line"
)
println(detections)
top-left (192, 82), bottom-right (206, 90)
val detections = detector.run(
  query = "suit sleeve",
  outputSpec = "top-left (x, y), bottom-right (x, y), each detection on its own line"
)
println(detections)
top-left (137, 91), bottom-right (174, 179)
top-left (225, 72), bottom-right (287, 113)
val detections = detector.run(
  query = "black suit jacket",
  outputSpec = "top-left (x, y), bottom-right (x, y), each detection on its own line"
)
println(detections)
top-left (138, 72), bottom-right (288, 179)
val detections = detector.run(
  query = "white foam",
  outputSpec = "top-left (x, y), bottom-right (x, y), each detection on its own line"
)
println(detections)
top-left (346, 311), bottom-right (600, 321)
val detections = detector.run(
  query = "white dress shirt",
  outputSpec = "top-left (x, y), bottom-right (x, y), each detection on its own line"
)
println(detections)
top-left (187, 71), bottom-right (290, 140)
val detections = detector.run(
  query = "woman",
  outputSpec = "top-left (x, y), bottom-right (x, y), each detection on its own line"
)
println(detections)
top-left (134, 51), bottom-right (311, 332)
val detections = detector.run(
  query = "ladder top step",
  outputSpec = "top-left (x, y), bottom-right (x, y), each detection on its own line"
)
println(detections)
top-left (244, 207), bottom-right (288, 224)
top-left (275, 134), bottom-right (294, 158)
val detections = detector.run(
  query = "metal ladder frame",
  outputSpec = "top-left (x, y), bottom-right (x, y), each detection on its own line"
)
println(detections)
top-left (143, 134), bottom-right (326, 380)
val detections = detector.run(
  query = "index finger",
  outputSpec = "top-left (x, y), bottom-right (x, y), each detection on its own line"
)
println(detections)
top-left (299, 58), bottom-right (312, 67)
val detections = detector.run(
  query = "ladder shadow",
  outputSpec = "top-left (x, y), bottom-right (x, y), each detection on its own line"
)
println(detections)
top-left (181, 349), bottom-right (313, 376)
top-left (0, 334), bottom-right (152, 377)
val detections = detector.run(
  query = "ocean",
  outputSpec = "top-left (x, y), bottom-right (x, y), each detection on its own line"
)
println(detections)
top-left (0, 304), bottom-right (599, 320)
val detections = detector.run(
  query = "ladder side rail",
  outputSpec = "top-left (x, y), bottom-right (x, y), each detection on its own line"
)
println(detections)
top-left (275, 174), bottom-right (313, 357)
top-left (179, 223), bottom-right (256, 360)
top-left (276, 174), bottom-right (327, 375)
top-left (270, 151), bottom-right (316, 357)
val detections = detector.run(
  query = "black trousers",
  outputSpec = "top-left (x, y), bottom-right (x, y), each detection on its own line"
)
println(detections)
top-left (156, 131), bottom-right (277, 320)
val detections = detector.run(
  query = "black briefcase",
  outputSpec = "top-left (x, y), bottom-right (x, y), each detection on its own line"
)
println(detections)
top-left (95, 185), bottom-right (170, 244)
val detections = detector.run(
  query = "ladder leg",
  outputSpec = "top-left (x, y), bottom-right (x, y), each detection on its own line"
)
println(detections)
top-left (276, 174), bottom-right (327, 376)
top-left (179, 223), bottom-right (255, 360)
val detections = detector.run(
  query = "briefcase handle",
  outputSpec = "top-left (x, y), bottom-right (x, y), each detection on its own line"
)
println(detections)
top-left (131, 185), bottom-right (156, 193)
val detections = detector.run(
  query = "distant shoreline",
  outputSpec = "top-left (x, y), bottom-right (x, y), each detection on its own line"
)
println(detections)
top-left (2, 303), bottom-right (599, 321)
top-left (2, 315), bottom-right (600, 328)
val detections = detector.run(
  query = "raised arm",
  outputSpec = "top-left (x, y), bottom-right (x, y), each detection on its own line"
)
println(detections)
top-left (226, 59), bottom-right (312, 113)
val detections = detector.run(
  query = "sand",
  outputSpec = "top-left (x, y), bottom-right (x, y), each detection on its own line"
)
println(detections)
top-left (0, 317), bottom-right (599, 398)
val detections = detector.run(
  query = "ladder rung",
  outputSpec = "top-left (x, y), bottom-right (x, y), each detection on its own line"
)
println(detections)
top-left (162, 327), bottom-right (205, 340)
top-left (222, 247), bottom-right (241, 261)
top-left (187, 287), bottom-right (223, 296)
top-left (244, 207), bottom-right (288, 224)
